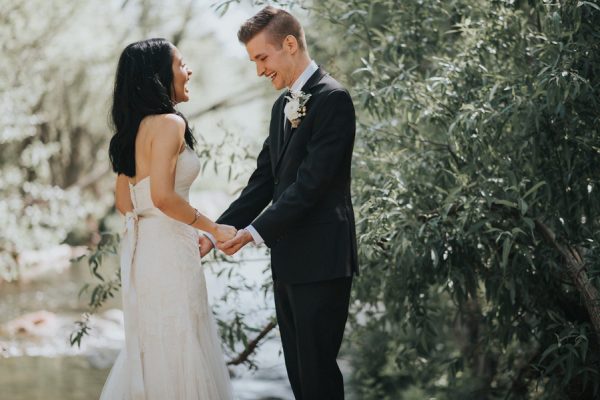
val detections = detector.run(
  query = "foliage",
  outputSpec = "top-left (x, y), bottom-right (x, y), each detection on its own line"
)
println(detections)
top-left (0, 0), bottom-right (177, 280)
top-left (0, 0), bottom-right (278, 371)
top-left (0, 0), bottom-right (266, 281)
top-left (214, 260), bottom-right (277, 369)
top-left (70, 232), bottom-right (121, 348)
top-left (0, 1), bottom-right (110, 280)
top-left (10, 0), bottom-right (598, 395)
top-left (305, 0), bottom-right (600, 398)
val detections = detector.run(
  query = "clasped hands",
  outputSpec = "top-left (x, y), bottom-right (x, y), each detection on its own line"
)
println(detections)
top-left (199, 223), bottom-right (254, 258)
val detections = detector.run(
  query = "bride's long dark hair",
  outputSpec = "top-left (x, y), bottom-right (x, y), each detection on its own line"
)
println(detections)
top-left (108, 38), bottom-right (196, 177)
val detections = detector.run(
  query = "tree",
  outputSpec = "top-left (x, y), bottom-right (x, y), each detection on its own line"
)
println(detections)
top-left (56, 0), bottom-right (600, 394)
top-left (306, 0), bottom-right (600, 398)
top-left (0, 0), bottom-right (266, 281)
top-left (0, 1), bottom-right (105, 279)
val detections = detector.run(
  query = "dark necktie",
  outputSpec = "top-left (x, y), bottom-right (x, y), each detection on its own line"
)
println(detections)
top-left (282, 91), bottom-right (292, 143)
top-left (283, 118), bottom-right (292, 144)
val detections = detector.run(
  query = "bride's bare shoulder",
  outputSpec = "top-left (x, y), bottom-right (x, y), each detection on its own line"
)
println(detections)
top-left (140, 114), bottom-right (185, 146)
top-left (142, 113), bottom-right (185, 133)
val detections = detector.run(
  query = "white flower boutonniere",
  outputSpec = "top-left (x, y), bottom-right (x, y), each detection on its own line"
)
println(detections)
top-left (284, 90), bottom-right (311, 128)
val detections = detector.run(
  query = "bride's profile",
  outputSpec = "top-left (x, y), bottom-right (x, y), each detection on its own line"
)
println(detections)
top-left (100, 38), bottom-right (234, 400)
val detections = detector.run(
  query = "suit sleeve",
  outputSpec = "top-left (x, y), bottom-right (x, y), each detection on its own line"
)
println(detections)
top-left (252, 89), bottom-right (356, 246)
top-left (216, 135), bottom-right (274, 229)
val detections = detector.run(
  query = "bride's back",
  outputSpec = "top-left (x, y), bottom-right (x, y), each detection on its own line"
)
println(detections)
top-left (130, 114), bottom-right (184, 186)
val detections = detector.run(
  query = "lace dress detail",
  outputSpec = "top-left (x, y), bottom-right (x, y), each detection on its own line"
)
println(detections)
top-left (100, 148), bottom-right (233, 400)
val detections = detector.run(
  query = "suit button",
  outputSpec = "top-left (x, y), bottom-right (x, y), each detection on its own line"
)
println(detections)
top-left (274, 178), bottom-right (280, 185)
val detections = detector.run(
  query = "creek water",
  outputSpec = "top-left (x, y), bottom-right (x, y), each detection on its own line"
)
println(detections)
top-left (0, 245), bottom-right (294, 400)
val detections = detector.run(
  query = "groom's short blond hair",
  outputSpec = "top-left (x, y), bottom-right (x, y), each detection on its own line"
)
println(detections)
top-left (238, 6), bottom-right (306, 51)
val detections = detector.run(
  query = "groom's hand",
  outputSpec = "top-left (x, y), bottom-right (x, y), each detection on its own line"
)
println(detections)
top-left (198, 235), bottom-right (214, 258)
top-left (217, 229), bottom-right (253, 256)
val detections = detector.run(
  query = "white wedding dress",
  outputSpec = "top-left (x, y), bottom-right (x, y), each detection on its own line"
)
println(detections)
top-left (100, 147), bottom-right (233, 400)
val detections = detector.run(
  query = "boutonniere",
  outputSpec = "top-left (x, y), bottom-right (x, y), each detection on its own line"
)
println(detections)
top-left (284, 90), bottom-right (311, 128)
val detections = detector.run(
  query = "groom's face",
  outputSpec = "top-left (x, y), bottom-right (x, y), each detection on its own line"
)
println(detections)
top-left (245, 30), bottom-right (294, 90)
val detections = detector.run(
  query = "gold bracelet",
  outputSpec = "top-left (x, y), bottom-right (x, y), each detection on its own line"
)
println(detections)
top-left (188, 208), bottom-right (200, 225)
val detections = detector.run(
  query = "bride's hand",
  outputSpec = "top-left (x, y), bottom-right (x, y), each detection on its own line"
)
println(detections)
top-left (214, 224), bottom-right (237, 242)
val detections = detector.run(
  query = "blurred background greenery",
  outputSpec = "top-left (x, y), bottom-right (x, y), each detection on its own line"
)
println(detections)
top-left (1, 1), bottom-right (293, 399)
top-left (2, 0), bottom-right (600, 399)
top-left (0, 0), bottom-right (273, 275)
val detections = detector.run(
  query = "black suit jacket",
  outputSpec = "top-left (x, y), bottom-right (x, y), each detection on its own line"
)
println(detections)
top-left (217, 67), bottom-right (358, 284)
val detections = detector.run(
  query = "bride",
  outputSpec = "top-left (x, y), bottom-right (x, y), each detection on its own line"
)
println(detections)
top-left (100, 38), bottom-right (235, 399)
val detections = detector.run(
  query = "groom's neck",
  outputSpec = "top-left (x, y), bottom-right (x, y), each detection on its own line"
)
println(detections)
top-left (289, 54), bottom-right (312, 87)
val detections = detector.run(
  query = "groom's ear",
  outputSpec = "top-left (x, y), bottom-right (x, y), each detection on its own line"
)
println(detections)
top-left (282, 34), bottom-right (299, 55)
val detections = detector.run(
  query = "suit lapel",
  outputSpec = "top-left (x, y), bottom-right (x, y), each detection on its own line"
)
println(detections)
top-left (274, 67), bottom-right (327, 172)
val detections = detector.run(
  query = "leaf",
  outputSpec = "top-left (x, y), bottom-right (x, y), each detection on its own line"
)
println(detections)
top-left (493, 199), bottom-right (518, 209)
top-left (518, 198), bottom-right (528, 215)
top-left (523, 217), bottom-right (535, 231)
top-left (431, 249), bottom-right (439, 267)
top-left (467, 220), bottom-right (486, 235)
top-left (539, 343), bottom-right (560, 365)
top-left (78, 283), bottom-right (90, 298)
top-left (581, 335), bottom-right (589, 362)
top-left (508, 277), bottom-right (516, 305)
top-left (501, 237), bottom-right (512, 269)
top-left (522, 181), bottom-right (546, 200)
top-left (578, 1), bottom-right (600, 12)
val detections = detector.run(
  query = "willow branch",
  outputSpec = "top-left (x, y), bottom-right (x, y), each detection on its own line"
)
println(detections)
top-left (227, 320), bottom-right (277, 366)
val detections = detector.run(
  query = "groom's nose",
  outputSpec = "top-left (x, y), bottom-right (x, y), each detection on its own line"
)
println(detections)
top-left (256, 63), bottom-right (265, 77)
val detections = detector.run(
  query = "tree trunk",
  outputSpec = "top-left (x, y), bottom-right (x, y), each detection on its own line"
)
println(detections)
top-left (535, 219), bottom-right (600, 347)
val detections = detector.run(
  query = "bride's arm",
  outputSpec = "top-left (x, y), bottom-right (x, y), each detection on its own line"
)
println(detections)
top-left (115, 174), bottom-right (133, 215)
top-left (148, 114), bottom-right (236, 242)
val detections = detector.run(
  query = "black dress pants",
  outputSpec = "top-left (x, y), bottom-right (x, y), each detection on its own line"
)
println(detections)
top-left (274, 276), bottom-right (353, 400)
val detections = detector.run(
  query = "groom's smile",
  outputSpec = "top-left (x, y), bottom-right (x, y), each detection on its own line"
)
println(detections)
top-left (245, 30), bottom-right (302, 91)
top-left (266, 71), bottom-right (282, 87)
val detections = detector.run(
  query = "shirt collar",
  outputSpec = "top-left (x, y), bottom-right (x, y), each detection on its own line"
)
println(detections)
top-left (289, 60), bottom-right (318, 93)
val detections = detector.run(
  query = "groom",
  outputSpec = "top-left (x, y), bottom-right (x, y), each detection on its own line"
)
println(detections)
top-left (200, 6), bottom-right (358, 399)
